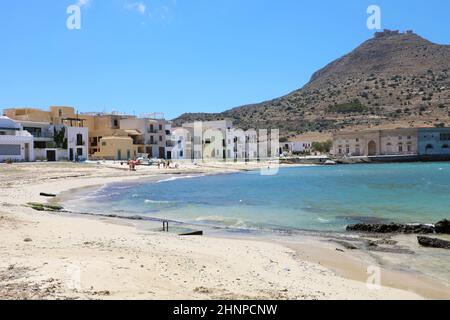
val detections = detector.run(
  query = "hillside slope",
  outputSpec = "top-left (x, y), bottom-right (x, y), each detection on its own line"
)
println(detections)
top-left (173, 30), bottom-right (450, 138)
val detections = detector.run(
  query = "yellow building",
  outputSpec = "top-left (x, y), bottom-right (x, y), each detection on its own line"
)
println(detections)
top-left (4, 106), bottom-right (82, 125)
top-left (95, 136), bottom-right (138, 161)
top-left (78, 113), bottom-right (128, 156)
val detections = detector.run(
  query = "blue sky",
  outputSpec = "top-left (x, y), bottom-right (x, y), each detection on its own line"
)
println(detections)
top-left (0, 0), bottom-right (449, 119)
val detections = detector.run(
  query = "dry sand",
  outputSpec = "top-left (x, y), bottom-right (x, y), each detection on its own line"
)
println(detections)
top-left (0, 161), bottom-right (441, 300)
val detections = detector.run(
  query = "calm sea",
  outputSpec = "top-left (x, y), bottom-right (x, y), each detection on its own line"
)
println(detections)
top-left (65, 162), bottom-right (450, 232)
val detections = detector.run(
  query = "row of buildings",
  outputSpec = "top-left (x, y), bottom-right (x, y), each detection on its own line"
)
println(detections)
top-left (331, 127), bottom-right (450, 158)
top-left (0, 106), bottom-right (281, 163)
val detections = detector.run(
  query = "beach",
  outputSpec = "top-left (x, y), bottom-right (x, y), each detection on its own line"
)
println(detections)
top-left (0, 161), bottom-right (448, 300)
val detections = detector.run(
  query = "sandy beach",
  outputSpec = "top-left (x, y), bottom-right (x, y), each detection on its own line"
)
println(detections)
top-left (0, 161), bottom-right (448, 300)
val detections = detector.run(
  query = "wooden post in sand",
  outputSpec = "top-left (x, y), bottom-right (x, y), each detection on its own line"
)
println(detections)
top-left (163, 220), bottom-right (169, 232)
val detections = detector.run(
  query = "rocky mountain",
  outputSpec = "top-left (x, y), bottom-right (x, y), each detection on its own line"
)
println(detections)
top-left (173, 30), bottom-right (450, 139)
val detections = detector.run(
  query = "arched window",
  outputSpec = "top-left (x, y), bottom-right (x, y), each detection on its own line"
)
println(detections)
top-left (426, 144), bottom-right (434, 149)
top-left (442, 144), bottom-right (449, 149)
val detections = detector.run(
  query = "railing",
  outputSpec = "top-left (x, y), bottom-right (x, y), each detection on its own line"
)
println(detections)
top-left (28, 132), bottom-right (54, 139)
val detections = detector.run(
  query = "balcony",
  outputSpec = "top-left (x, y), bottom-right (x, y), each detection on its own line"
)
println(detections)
top-left (133, 139), bottom-right (146, 145)
top-left (31, 132), bottom-right (54, 139)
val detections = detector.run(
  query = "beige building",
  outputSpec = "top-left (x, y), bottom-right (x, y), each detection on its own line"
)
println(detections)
top-left (332, 128), bottom-right (418, 157)
top-left (96, 136), bottom-right (138, 161)
top-left (78, 112), bottom-right (132, 159)
top-left (119, 116), bottom-right (171, 159)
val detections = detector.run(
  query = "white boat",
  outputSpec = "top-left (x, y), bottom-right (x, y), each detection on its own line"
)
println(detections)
top-left (324, 160), bottom-right (337, 165)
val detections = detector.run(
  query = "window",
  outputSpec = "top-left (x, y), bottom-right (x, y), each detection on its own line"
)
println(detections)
top-left (407, 136), bottom-right (412, 140)
top-left (34, 141), bottom-right (46, 149)
top-left (113, 119), bottom-right (119, 127)
top-left (442, 144), bottom-right (449, 149)
top-left (398, 144), bottom-right (403, 152)
top-left (356, 138), bottom-right (359, 142)
top-left (76, 134), bottom-right (83, 146)
top-left (0, 144), bottom-right (20, 155)
top-left (0, 131), bottom-right (5, 136)
top-left (159, 124), bottom-right (163, 131)
top-left (440, 133), bottom-right (450, 141)
top-left (102, 142), bottom-right (107, 146)
top-left (159, 135), bottom-right (163, 142)
top-left (398, 136), bottom-right (403, 140)
top-left (425, 144), bottom-right (434, 149)
top-left (407, 144), bottom-right (412, 152)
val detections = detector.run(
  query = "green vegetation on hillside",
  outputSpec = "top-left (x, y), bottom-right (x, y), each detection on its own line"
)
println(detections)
top-left (327, 100), bottom-right (368, 114)
top-left (312, 140), bottom-right (333, 153)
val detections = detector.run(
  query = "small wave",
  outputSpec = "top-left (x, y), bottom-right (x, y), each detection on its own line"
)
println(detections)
top-left (194, 215), bottom-right (247, 228)
top-left (155, 175), bottom-right (203, 184)
top-left (144, 199), bottom-right (170, 204)
top-left (317, 217), bottom-right (330, 223)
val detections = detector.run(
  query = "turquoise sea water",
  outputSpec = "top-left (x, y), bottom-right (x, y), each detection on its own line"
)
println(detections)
top-left (66, 163), bottom-right (450, 232)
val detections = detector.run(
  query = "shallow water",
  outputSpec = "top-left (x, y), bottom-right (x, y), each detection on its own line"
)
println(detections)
top-left (65, 163), bottom-right (450, 232)
top-left (63, 163), bottom-right (450, 285)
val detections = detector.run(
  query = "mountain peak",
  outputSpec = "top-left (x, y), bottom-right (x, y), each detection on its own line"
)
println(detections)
top-left (174, 31), bottom-right (450, 138)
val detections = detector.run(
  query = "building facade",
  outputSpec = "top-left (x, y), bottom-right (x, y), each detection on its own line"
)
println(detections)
top-left (3, 107), bottom-right (89, 161)
top-left (119, 117), bottom-right (170, 159)
top-left (332, 127), bottom-right (450, 158)
top-left (180, 120), bottom-right (276, 162)
top-left (0, 117), bottom-right (34, 162)
top-left (281, 141), bottom-right (312, 155)
top-left (418, 128), bottom-right (450, 155)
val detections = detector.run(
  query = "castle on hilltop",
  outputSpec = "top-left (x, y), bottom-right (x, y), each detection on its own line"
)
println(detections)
top-left (374, 29), bottom-right (415, 38)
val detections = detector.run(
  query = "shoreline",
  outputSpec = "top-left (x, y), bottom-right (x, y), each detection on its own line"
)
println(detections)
top-left (1, 161), bottom-right (448, 299)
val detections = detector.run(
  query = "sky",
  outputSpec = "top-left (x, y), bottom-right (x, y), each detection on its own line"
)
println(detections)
top-left (0, 0), bottom-right (449, 119)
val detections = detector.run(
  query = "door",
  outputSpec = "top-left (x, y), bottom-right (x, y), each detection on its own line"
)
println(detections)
top-left (69, 148), bottom-right (74, 161)
top-left (368, 141), bottom-right (377, 156)
top-left (46, 150), bottom-right (56, 162)
top-left (24, 143), bottom-right (30, 162)
top-left (117, 150), bottom-right (122, 160)
top-left (159, 147), bottom-right (165, 159)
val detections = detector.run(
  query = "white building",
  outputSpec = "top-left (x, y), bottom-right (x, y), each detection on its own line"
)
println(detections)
top-left (281, 141), bottom-right (312, 155)
top-left (0, 117), bottom-right (34, 162)
top-left (66, 126), bottom-right (89, 161)
top-left (15, 120), bottom-right (88, 161)
top-left (182, 120), bottom-right (233, 161)
top-left (170, 127), bottom-right (189, 160)
top-left (180, 120), bottom-right (277, 161)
